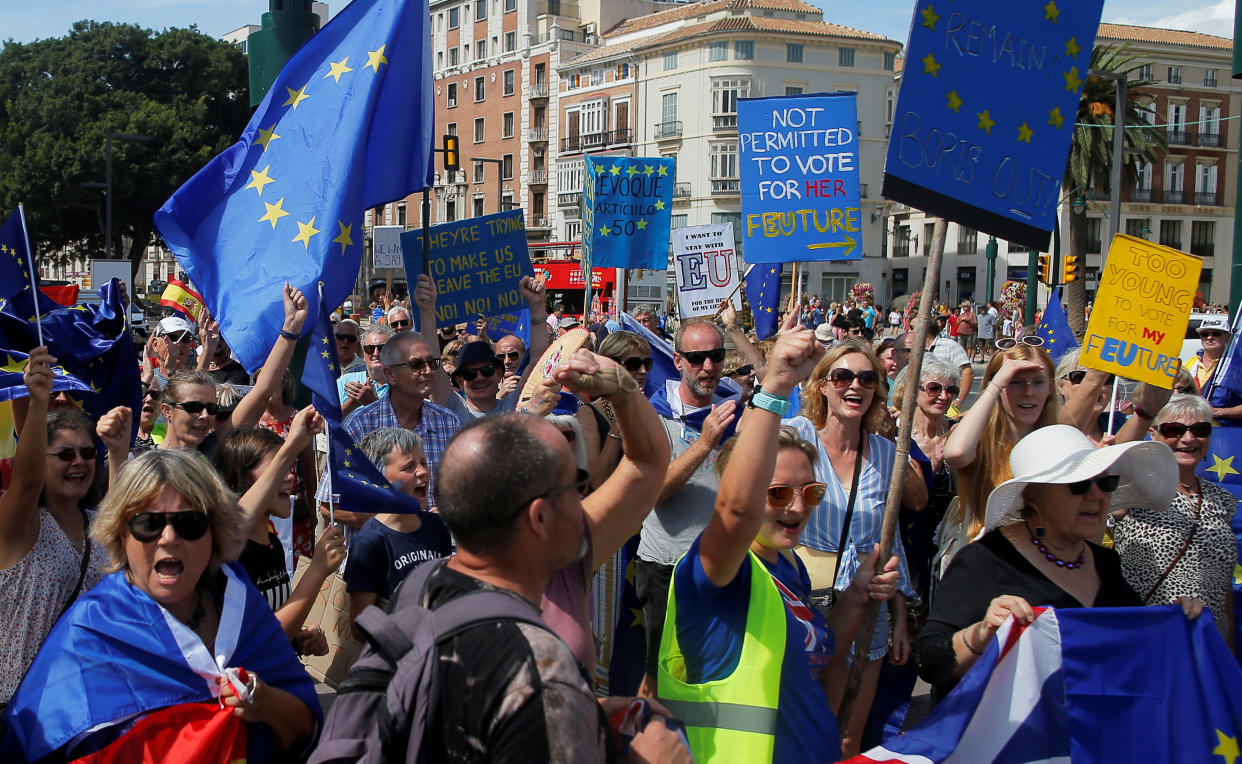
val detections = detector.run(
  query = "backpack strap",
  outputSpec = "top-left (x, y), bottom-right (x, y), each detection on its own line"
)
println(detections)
top-left (429, 589), bottom-right (550, 641)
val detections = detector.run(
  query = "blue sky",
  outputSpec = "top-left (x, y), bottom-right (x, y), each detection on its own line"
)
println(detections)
top-left (0, 0), bottom-right (1233, 47)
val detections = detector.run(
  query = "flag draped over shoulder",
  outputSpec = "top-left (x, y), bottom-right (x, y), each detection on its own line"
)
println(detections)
top-left (1, 563), bottom-right (321, 763)
top-left (744, 263), bottom-right (782, 341)
top-left (154, 0), bottom-right (434, 373)
top-left (849, 606), bottom-right (1242, 764)
top-left (1034, 287), bottom-right (1078, 364)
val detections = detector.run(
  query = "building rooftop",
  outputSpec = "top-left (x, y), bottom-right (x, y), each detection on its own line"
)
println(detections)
top-left (1097, 23), bottom-right (1231, 51)
top-left (607, 0), bottom-right (823, 37)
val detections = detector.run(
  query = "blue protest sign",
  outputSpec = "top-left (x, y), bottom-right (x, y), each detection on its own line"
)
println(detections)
top-left (582, 155), bottom-right (675, 270)
top-left (738, 93), bottom-right (862, 264)
top-left (400, 210), bottom-right (533, 328)
top-left (882, 0), bottom-right (1105, 250)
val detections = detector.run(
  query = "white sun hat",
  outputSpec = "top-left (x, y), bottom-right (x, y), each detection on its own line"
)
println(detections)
top-left (983, 424), bottom-right (1177, 532)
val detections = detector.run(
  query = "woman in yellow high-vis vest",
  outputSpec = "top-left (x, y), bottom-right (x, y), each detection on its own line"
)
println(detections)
top-left (657, 328), bottom-right (903, 763)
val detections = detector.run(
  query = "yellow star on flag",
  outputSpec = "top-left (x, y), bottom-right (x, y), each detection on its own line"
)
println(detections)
top-left (1064, 66), bottom-right (1082, 92)
top-left (1043, 0), bottom-right (1059, 22)
top-left (946, 90), bottom-right (963, 113)
top-left (921, 4), bottom-right (940, 31)
top-left (1214, 730), bottom-right (1240, 764)
top-left (292, 215), bottom-right (321, 249)
top-left (644, 165), bottom-right (654, 176)
top-left (610, 165), bottom-right (622, 176)
top-left (625, 559), bottom-right (636, 586)
top-left (283, 84), bottom-right (310, 110)
top-left (321, 335), bottom-right (330, 344)
top-left (1207, 453), bottom-right (1240, 482)
top-left (324, 57), bottom-right (353, 83)
top-left (255, 124), bottom-right (281, 151)
top-left (655, 200), bottom-right (666, 211)
top-left (977, 109), bottom-right (995, 134)
top-left (321, 350), bottom-right (330, 359)
top-left (1048, 106), bottom-right (1065, 129)
top-left (594, 162), bottom-right (607, 173)
top-left (244, 164), bottom-right (276, 196)
top-left (332, 221), bottom-right (354, 255)
top-left (343, 459), bottom-right (351, 468)
top-left (630, 607), bottom-right (645, 627)
top-left (327, 362), bottom-right (335, 372)
top-left (658, 165), bottom-right (668, 176)
top-left (599, 225), bottom-right (612, 236)
top-left (626, 165), bottom-right (639, 177)
top-left (636, 218), bottom-right (648, 230)
top-left (922, 53), bottom-right (941, 77)
top-left (1017, 122), bottom-right (1033, 143)
top-left (259, 197), bottom-right (290, 229)
top-left (365, 45), bottom-right (388, 72)
top-left (1065, 37), bottom-right (1080, 58)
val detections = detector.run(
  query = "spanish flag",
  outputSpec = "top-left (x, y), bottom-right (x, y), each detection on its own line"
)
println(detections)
top-left (160, 277), bottom-right (204, 321)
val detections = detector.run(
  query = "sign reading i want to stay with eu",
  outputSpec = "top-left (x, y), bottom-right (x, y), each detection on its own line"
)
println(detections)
top-left (883, 0), bottom-right (1105, 250)
top-left (582, 155), bottom-right (675, 270)
top-left (738, 93), bottom-right (861, 263)
top-left (400, 209), bottom-right (533, 328)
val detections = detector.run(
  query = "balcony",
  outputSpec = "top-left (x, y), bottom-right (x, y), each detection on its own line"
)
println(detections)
top-left (529, 83), bottom-right (549, 98)
top-left (711, 179), bottom-right (740, 195)
top-left (1167, 130), bottom-right (1193, 146)
top-left (1130, 189), bottom-right (1153, 203)
top-left (527, 127), bottom-right (548, 142)
top-left (1163, 190), bottom-right (1186, 204)
top-left (1195, 192), bottom-right (1219, 206)
top-left (558, 192), bottom-right (580, 207)
top-left (528, 216), bottom-right (552, 229)
top-left (527, 169), bottom-right (549, 185)
top-left (712, 114), bottom-right (738, 130)
top-left (674, 182), bottom-right (691, 198)
top-left (1198, 132), bottom-right (1223, 148)
top-left (654, 120), bottom-right (683, 139)
top-left (560, 129), bottom-right (632, 153)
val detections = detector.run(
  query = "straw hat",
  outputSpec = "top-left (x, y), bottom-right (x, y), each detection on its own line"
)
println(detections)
top-left (984, 425), bottom-right (1177, 532)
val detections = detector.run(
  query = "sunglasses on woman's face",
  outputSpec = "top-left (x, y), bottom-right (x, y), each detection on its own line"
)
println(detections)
top-left (169, 400), bottom-right (219, 416)
top-left (827, 368), bottom-right (880, 389)
top-left (1157, 421), bottom-right (1212, 440)
top-left (142, 386), bottom-right (161, 401)
top-left (728, 365), bottom-right (755, 377)
top-left (767, 482), bottom-right (828, 509)
top-left (622, 356), bottom-right (654, 373)
top-left (1066, 474), bottom-right (1120, 496)
top-left (1064, 370), bottom-right (1116, 385)
top-left (127, 511), bottom-right (211, 543)
top-left (920, 382), bottom-right (960, 398)
top-left (995, 336), bottom-right (1044, 350)
top-left (47, 446), bottom-right (97, 462)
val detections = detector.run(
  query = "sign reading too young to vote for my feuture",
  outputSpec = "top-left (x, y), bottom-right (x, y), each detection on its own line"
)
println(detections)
top-left (400, 210), bottom-right (534, 328)
top-left (1080, 234), bottom-right (1201, 388)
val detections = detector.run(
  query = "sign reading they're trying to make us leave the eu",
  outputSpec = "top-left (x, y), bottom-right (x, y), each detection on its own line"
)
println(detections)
top-left (738, 93), bottom-right (862, 263)
top-left (883, 0), bottom-right (1105, 251)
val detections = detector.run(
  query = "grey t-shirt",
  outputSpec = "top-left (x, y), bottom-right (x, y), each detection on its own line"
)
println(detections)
top-left (445, 388), bottom-right (518, 420)
top-left (637, 411), bottom-right (722, 567)
top-left (978, 310), bottom-right (998, 339)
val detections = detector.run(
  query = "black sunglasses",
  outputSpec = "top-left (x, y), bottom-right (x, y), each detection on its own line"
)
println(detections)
top-left (497, 350), bottom-right (523, 363)
top-left (127, 511), bottom-right (211, 543)
top-left (622, 356), bottom-right (655, 373)
top-left (214, 407), bottom-right (236, 421)
top-left (335, 333), bottom-right (359, 342)
top-left (681, 348), bottom-right (726, 366)
top-left (363, 343), bottom-right (385, 355)
top-left (169, 400), bottom-right (219, 416)
top-left (142, 385), bottom-right (161, 401)
top-left (47, 446), bottom-right (98, 462)
top-left (828, 368), bottom-right (881, 389)
top-left (455, 364), bottom-right (499, 381)
top-left (390, 319), bottom-right (411, 329)
top-left (1067, 474), bottom-right (1120, 496)
top-left (920, 382), bottom-right (961, 398)
top-left (728, 364), bottom-right (755, 377)
top-left (391, 358), bottom-right (441, 374)
top-left (1158, 421), bottom-right (1212, 440)
top-left (1064, 370), bottom-right (1116, 385)
top-left (162, 331), bottom-right (194, 345)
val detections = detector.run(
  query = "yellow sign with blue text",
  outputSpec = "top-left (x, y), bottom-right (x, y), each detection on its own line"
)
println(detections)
top-left (1080, 234), bottom-right (1200, 388)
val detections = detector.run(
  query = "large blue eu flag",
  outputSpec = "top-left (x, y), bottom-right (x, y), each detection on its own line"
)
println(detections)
top-left (154, 0), bottom-right (434, 373)
top-left (744, 263), bottom-right (782, 340)
top-left (1035, 287), bottom-right (1078, 364)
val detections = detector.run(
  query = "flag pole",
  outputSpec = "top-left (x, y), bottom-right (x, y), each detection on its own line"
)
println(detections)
top-left (16, 204), bottom-right (43, 347)
top-left (318, 281), bottom-right (336, 528)
top-left (836, 217), bottom-right (946, 737)
top-left (711, 264), bottom-right (755, 320)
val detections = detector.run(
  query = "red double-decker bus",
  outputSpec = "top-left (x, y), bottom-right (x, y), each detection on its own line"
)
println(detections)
top-left (529, 241), bottom-right (618, 319)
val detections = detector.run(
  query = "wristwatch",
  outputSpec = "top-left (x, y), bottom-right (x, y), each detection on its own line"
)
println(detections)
top-left (748, 389), bottom-right (790, 417)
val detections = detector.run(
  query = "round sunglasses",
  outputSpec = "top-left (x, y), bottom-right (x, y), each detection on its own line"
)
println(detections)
top-left (767, 482), bottom-right (828, 508)
top-left (127, 511), bottom-right (211, 543)
top-left (995, 336), bottom-right (1045, 351)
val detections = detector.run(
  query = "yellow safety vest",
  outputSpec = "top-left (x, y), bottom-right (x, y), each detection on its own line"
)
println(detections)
top-left (657, 551), bottom-right (786, 763)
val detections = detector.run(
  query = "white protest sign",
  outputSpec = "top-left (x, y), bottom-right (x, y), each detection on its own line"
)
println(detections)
top-left (673, 223), bottom-right (741, 317)
top-left (373, 225), bottom-right (404, 270)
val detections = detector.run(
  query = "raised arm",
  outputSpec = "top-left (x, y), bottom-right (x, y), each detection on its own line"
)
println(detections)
top-left (515, 276), bottom-right (549, 390)
top-left (232, 284), bottom-right (309, 429)
top-left (718, 298), bottom-right (767, 379)
top-left (413, 274), bottom-right (455, 407)
top-left (95, 406), bottom-right (134, 490)
top-left (0, 348), bottom-right (53, 569)
top-left (236, 407), bottom-right (322, 534)
top-left (1057, 368), bottom-right (1111, 432)
top-left (944, 356), bottom-right (1042, 469)
top-left (697, 329), bottom-right (821, 587)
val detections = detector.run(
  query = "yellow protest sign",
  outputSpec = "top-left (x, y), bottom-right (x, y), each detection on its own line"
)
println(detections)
top-left (1081, 234), bottom-right (1201, 388)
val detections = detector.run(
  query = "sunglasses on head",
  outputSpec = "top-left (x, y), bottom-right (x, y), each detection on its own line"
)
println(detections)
top-left (47, 446), bottom-right (97, 462)
top-left (169, 400), bottom-right (219, 416)
top-left (680, 348), bottom-right (726, 366)
top-left (728, 364), bottom-right (755, 377)
top-left (363, 343), bottom-right (385, 355)
top-left (767, 482), bottom-right (828, 509)
top-left (1064, 370), bottom-right (1116, 385)
top-left (390, 319), bottom-right (411, 329)
top-left (1067, 474), bottom-right (1120, 496)
top-left (497, 350), bottom-right (523, 363)
top-left (920, 381), bottom-right (960, 398)
top-left (455, 364), bottom-right (499, 382)
top-left (335, 333), bottom-right (359, 342)
top-left (622, 356), bottom-right (654, 373)
top-left (127, 511), bottom-right (211, 543)
top-left (995, 336), bottom-right (1045, 350)
top-left (828, 368), bottom-right (881, 389)
top-left (1158, 421), bottom-right (1212, 439)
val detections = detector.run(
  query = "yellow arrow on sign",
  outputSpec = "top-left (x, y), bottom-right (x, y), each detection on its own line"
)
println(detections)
top-left (807, 233), bottom-right (857, 257)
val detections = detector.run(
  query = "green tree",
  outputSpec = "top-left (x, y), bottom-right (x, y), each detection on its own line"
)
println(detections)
top-left (0, 21), bottom-right (251, 281)
top-left (1063, 43), bottom-right (1167, 338)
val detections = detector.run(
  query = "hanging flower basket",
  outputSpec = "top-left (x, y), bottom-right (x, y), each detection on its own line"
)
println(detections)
top-left (850, 281), bottom-right (874, 305)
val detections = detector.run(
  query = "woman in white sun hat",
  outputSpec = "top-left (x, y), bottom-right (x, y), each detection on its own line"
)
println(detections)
top-left (913, 424), bottom-right (1204, 696)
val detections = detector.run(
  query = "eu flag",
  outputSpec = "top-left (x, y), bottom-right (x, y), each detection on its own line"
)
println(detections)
top-left (0, 210), bottom-right (34, 301)
top-left (322, 421), bottom-right (422, 514)
top-left (1035, 287), bottom-right (1078, 364)
top-left (303, 296), bottom-right (344, 423)
top-left (154, 0), bottom-right (434, 373)
top-left (1204, 310), bottom-right (1242, 423)
top-left (744, 263), bottom-right (782, 340)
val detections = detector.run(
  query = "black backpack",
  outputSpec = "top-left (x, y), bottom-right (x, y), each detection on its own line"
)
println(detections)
top-left (308, 559), bottom-right (551, 764)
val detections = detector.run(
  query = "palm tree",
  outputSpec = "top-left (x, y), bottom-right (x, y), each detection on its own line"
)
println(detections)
top-left (1063, 43), bottom-right (1167, 338)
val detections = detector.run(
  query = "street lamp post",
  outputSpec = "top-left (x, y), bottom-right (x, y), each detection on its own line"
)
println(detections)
top-left (984, 235), bottom-right (997, 302)
top-left (103, 133), bottom-right (152, 259)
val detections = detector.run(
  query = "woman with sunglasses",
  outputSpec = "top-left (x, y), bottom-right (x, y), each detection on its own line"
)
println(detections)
top-left (658, 329), bottom-right (900, 762)
top-left (131, 382), bottom-right (165, 453)
top-left (3, 449), bottom-right (321, 761)
top-left (785, 339), bottom-right (920, 757)
top-left (1112, 395), bottom-right (1236, 642)
top-left (914, 425), bottom-right (1202, 696)
top-left (1054, 349), bottom-right (1122, 445)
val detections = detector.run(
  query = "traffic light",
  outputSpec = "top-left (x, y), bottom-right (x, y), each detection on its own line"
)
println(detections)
top-left (1038, 254), bottom-right (1053, 285)
top-left (1063, 255), bottom-right (1080, 283)
top-left (443, 134), bottom-right (460, 173)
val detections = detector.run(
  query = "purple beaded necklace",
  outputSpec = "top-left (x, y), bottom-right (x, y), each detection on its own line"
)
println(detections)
top-left (1026, 521), bottom-right (1086, 570)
